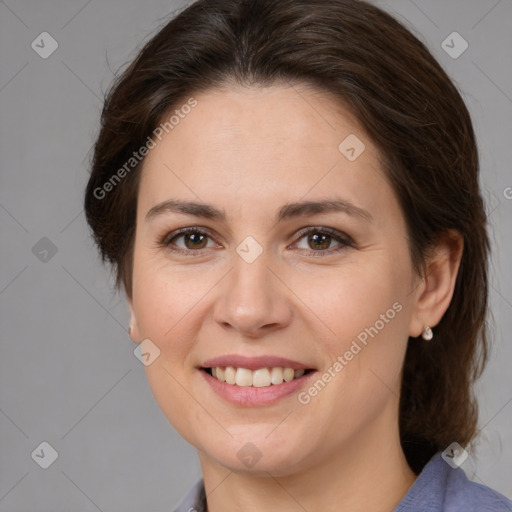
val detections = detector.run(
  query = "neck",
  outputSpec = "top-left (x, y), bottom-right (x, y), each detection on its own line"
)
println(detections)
top-left (198, 407), bottom-right (417, 512)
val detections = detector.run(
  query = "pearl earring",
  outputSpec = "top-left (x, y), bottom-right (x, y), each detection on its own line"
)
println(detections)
top-left (422, 325), bottom-right (433, 341)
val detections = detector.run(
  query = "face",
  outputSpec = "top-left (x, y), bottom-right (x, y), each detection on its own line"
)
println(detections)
top-left (129, 84), bottom-right (422, 476)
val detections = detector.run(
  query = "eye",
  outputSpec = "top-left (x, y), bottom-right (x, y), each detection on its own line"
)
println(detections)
top-left (162, 227), bottom-right (219, 254)
top-left (160, 226), bottom-right (353, 257)
top-left (291, 226), bottom-right (353, 256)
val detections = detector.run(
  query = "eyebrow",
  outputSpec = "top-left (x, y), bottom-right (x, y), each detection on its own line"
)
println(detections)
top-left (145, 198), bottom-right (373, 223)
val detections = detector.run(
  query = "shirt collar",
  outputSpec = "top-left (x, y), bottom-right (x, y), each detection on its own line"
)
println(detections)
top-left (172, 452), bottom-right (454, 512)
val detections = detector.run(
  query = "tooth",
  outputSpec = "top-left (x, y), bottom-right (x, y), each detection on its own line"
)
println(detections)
top-left (270, 367), bottom-right (284, 385)
top-left (216, 367), bottom-right (226, 382)
top-left (252, 368), bottom-right (271, 387)
top-left (212, 365), bottom-right (306, 386)
top-left (283, 367), bottom-right (294, 382)
top-left (225, 366), bottom-right (236, 385)
top-left (235, 367), bottom-right (253, 386)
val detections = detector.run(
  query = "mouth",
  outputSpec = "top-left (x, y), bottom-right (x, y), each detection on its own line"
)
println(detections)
top-left (201, 366), bottom-right (315, 388)
top-left (198, 355), bottom-right (317, 405)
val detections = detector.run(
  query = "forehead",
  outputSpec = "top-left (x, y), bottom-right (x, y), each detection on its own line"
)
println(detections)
top-left (160, 83), bottom-right (365, 153)
top-left (137, 84), bottom-right (393, 225)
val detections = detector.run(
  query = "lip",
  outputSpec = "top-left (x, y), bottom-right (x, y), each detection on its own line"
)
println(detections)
top-left (200, 354), bottom-right (313, 371)
top-left (200, 368), bottom-right (316, 407)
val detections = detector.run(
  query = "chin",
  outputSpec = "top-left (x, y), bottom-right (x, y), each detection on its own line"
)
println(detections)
top-left (200, 431), bottom-right (313, 477)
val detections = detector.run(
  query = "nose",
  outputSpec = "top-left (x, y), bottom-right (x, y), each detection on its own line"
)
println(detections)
top-left (212, 247), bottom-right (293, 338)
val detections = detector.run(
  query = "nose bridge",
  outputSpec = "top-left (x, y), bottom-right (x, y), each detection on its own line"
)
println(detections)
top-left (213, 241), bottom-right (292, 336)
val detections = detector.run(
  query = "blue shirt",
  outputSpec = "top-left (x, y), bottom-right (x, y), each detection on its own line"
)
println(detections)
top-left (171, 452), bottom-right (512, 511)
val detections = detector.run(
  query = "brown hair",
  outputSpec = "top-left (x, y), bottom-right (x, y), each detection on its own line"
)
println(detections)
top-left (84, 0), bottom-right (490, 474)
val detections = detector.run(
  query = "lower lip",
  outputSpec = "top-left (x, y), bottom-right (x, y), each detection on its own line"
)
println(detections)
top-left (200, 369), bottom-right (316, 407)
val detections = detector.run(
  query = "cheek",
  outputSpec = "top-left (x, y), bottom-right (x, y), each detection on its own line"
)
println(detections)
top-left (131, 262), bottom-right (209, 440)
top-left (130, 254), bottom-right (225, 386)
top-left (293, 255), bottom-right (407, 342)
top-left (294, 269), bottom-right (409, 439)
top-left (289, 251), bottom-right (411, 400)
top-left (132, 250), bottom-right (207, 337)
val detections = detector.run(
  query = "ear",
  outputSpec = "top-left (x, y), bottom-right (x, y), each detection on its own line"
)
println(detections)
top-left (408, 230), bottom-right (464, 338)
top-left (128, 300), bottom-right (141, 344)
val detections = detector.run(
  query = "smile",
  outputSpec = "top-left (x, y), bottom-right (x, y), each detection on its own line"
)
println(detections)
top-left (204, 366), bottom-right (311, 387)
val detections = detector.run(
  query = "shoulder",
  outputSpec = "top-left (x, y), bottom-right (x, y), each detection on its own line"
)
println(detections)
top-left (171, 478), bottom-right (206, 512)
top-left (394, 452), bottom-right (512, 512)
top-left (444, 460), bottom-right (512, 512)
top-left (173, 456), bottom-right (512, 512)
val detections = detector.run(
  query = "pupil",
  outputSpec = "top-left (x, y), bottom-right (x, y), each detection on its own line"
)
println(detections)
top-left (309, 233), bottom-right (330, 250)
top-left (186, 233), bottom-right (206, 249)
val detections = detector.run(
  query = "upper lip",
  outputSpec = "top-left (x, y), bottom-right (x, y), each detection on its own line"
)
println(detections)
top-left (201, 355), bottom-right (314, 371)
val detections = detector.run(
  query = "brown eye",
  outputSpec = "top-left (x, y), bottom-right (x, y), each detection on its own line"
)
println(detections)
top-left (307, 233), bottom-right (332, 250)
top-left (292, 227), bottom-right (353, 257)
top-left (163, 228), bottom-right (217, 253)
top-left (182, 232), bottom-right (208, 249)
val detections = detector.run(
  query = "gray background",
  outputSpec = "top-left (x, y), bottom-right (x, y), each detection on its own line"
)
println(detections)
top-left (0, 0), bottom-right (511, 510)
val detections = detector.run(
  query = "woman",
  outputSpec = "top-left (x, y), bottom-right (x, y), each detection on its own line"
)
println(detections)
top-left (84, 0), bottom-right (512, 510)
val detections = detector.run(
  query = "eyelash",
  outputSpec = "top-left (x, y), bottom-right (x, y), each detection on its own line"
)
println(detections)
top-left (160, 226), bottom-right (354, 258)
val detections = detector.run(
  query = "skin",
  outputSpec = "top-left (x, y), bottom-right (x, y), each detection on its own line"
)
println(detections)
top-left (128, 83), bottom-right (463, 512)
